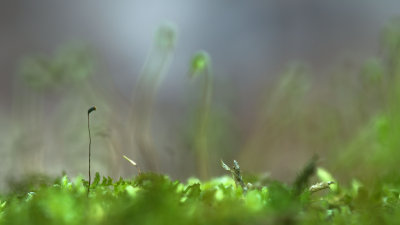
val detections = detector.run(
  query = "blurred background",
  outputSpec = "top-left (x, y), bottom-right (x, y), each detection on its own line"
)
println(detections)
top-left (2, 0), bottom-right (400, 188)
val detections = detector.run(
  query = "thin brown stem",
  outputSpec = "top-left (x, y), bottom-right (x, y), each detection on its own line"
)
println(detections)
top-left (87, 106), bottom-right (96, 195)
top-left (88, 113), bottom-right (91, 195)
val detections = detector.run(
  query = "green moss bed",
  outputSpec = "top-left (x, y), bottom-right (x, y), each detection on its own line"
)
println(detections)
top-left (1, 165), bottom-right (400, 225)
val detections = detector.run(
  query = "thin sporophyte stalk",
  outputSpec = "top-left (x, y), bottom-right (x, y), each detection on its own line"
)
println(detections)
top-left (87, 106), bottom-right (96, 195)
top-left (189, 51), bottom-right (213, 179)
top-left (131, 24), bottom-right (177, 171)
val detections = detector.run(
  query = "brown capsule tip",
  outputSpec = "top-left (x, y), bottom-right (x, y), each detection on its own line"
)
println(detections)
top-left (88, 106), bottom-right (97, 114)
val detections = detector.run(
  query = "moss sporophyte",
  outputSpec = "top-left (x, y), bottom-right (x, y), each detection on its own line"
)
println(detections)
top-left (131, 24), bottom-right (177, 172)
top-left (87, 106), bottom-right (96, 195)
top-left (190, 51), bottom-right (213, 180)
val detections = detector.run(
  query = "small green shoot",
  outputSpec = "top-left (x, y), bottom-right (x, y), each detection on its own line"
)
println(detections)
top-left (221, 159), bottom-right (247, 194)
top-left (292, 155), bottom-right (318, 196)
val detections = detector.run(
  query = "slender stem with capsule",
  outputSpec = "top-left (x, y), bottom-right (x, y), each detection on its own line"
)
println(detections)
top-left (87, 106), bottom-right (96, 195)
top-left (131, 24), bottom-right (176, 171)
top-left (190, 51), bottom-right (213, 179)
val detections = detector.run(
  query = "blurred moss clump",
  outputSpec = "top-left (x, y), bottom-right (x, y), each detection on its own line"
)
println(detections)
top-left (19, 42), bottom-right (95, 91)
top-left (333, 18), bottom-right (400, 181)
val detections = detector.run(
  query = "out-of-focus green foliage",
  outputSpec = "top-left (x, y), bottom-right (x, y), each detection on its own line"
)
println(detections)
top-left (333, 18), bottom-right (400, 180)
top-left (19, 43), bottom-right (95, 91)
top-left (292, 155), bottom-right (317, 196)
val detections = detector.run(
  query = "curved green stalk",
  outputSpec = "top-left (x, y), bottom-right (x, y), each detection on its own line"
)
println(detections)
top-left (190, 51), bottom-right (213, 179)
top-left (131, 24), bottom-right (177, 171)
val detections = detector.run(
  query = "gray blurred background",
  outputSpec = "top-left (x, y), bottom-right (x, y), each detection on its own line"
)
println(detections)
top-left (1, 0), bottom-right (400, 186)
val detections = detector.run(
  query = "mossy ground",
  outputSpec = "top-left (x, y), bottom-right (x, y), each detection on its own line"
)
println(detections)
top-left (1, 169), bottom-right (400, 225)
